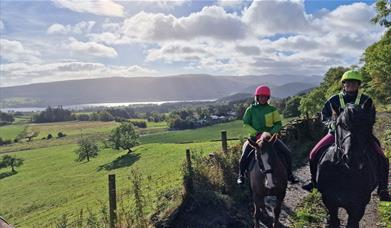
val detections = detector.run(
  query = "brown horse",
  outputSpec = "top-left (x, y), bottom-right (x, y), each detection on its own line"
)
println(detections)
top-left (247, 133), bottom-right (288, 228)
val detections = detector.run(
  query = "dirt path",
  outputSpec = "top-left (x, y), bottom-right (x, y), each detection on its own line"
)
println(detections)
top-left (278, 164), bottom-right (381, 228)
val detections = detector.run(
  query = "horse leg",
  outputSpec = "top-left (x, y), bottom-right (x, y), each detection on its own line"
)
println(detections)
top-left (253, 197), bottom-right (263, 228)
top-left (346, 204), bottom-right (365, 228)
top-left (273, 192), bottom-right (286, 228)
top-left (326, 205), bottom-right (340, 228)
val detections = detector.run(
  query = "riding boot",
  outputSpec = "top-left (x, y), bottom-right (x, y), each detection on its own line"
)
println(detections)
top-left (377, 156), bottom-right (391, 202)
top-left (302, 158), bottom-right (317, 192)
top-left (274, 139), bottom-right (299, 184)
top-left (237, 142), bottom-right (252, 185)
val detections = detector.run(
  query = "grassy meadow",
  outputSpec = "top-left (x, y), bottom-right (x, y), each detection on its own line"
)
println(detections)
top-left (0, 119), bottom-right (243, 227)
top-left (0, 124), bottom-right (26, 140)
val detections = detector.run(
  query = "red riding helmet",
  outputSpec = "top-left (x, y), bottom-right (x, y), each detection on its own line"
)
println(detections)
top-left (254, 85), bottom-right (271, 97)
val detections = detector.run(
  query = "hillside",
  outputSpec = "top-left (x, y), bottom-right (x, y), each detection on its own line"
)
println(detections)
top-left (0, 75), bottom-right (321, 108)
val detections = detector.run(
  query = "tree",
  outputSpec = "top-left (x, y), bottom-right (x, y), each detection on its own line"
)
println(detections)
top-left (1, 155), bottom-right (24, 172)
top-left (109, 122), bottom-right (139, 153)
top-left (0, 111), bottom-right (14, 124)
top-left (75, 137), bottom-right (99, 162)
top-left (371, 0), bottom-right (391, 28)
top-left (363, 29), bottom-right (391, 104)
top-left (32, 106), bottom-right (74, 123)
top-left (299, 88), bottom-right (326, 119)
top-left (26, 131), bottom-right (39, 142)
top-left (283, 96), bottom-right (301, 118)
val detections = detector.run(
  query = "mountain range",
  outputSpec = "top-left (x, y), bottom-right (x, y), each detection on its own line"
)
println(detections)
top-left (0, 74), bottom-right (321, 108)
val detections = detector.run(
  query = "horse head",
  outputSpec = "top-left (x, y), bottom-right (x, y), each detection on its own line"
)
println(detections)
top-left (247, 132), bottom-right (277, 152)
top-left (334, 100), bottom-right (374, 170)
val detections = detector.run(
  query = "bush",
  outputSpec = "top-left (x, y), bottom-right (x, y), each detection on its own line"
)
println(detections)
top-left (76, 114), bottom-right (90, 121)
top-left (47, 134), bottom-right (53, 140)
top-left (57, 132), bottom-right (66, 138)
top-left (98, 111), bottom-right (114, 122)
top-left (0, 137), bottom-right (12, 146)
top-left (130, 120), bottom-right (147, 128)
top-left (32, 106), bottom-right (75, 123)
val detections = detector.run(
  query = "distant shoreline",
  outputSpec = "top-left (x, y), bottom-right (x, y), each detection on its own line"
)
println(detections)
top-left (0, 99), bottom-right (217, 112)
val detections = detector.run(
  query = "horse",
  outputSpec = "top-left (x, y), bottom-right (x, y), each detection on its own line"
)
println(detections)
top-left (316, 102), bottom-right (378, 228)
top-left (246, 132), bottom-right (288, 228)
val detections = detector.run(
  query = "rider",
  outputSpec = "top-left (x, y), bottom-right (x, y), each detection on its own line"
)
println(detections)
top-left (237, 85), bottom-right (299, 185)
top-left (302, 70), bottom-right (391, 202)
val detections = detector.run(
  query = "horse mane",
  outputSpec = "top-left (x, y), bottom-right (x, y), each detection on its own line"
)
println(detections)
top-left (256, 132), bottom-right (277, 149)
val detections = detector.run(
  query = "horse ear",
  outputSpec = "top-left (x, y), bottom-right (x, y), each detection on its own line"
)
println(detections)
top-left (269, 133), bottom-right (278, 143)
top-left (330, 103), bottom-right (337, 120)
top-left (247, 138), bottom-right (259, 149)
top-left (360, 98), bottom-right (369, 110)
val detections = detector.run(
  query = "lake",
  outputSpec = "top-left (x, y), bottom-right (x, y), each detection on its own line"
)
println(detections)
top-left (0, 99), bottom-right (217, 112)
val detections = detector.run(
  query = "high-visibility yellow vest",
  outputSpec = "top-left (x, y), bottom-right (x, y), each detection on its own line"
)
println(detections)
top-left (338, 91), bottom-right (362, 108)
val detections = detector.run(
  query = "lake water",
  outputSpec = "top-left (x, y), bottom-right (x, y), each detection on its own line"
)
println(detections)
top-left (0, 99), bottom-right (217, 112)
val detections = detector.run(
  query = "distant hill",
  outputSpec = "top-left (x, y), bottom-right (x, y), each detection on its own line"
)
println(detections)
top-left (216, 93), bottom-right (252, 103)
top-left (241, 82), bottom-right (318, 99)
top-left (0, 74), bottom-right (321, 108)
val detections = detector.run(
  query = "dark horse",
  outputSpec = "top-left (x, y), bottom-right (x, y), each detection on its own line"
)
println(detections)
top-left (316, 103), bottom-right (378, 228)
top-left (247, 133), bottom-right (288, 228)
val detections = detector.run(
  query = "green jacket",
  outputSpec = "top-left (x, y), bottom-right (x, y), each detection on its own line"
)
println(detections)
top-left (243, 103), bottom-right (282, 137)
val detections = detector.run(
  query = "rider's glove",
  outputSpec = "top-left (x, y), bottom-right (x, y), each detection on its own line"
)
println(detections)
top-left (326, 120), bottom-right (336, 133)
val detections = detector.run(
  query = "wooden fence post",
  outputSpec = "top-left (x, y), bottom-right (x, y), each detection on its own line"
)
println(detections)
top-left (108, 174), bottom-right (117, 228)
top-left (221, 130), bottom-right (227, 153)
top-left (185, 149), bottom-right (193, 193)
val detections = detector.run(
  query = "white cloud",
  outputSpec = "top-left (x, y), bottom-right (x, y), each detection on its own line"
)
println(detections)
top-left (47, 21), bottom-right (96, 35)
top-left (142, 1), bottom-right (384, 77)
top-left (1, 1), bottom-right (386, 87)
top-left (0, 61), bottom-right (157, 86)
top-left (87, 32), bottom-right (126, 45)
top-left (52, 0), bottom-right (124, 17)
top-left (47, 23), bottom-right (69, 34)
top-left (0, 39), bottom-right (41, 63)
top-left (68, 38), bottom-right (118, 58)
top-left (146, 42), bottom-right (212, 63)
top-left (120, 6), bottom-right (246, 42)
top-left (242, 0), bottom-right (311, 36)
top-left (320, 3), bottom-right (378, 34)
top-left (216, 0), bottom-right (249, 9)
top-left (272, 35), bottom-right (320, 51)
top-left (73, 21), bottom-right (96, 34)
top-left (101, 19), bottom-right (121, 32)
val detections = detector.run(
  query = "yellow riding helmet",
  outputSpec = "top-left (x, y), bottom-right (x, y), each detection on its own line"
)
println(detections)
top-left (340, 70), bottom-right (363, 83)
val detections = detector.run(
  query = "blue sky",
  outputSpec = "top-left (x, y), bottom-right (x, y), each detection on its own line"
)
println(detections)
top-left (0, 0), bottom-right (384, 86)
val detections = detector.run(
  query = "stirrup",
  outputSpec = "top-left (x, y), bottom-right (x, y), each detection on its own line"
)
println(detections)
top-left (302, 181), bottom-right (314, 192)
top-left (289, 176), bottom-right (299, 184)
top-left (237, 176), bottom-right (245, 185)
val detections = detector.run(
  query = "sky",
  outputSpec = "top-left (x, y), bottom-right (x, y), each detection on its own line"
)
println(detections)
top-left (0, 0), bottom-right (385, 87)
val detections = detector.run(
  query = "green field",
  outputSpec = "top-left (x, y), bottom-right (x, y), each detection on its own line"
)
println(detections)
top-left (0, 124), bottom-right (26, 140)
top-left (140, 120), bottom-right (246, 144)
top-left (28, 121), bottom-right (120, 139)
top-left (0, 119), bottom-right (243, 227)
top-left (0, 142), bottom-right (232, 227)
